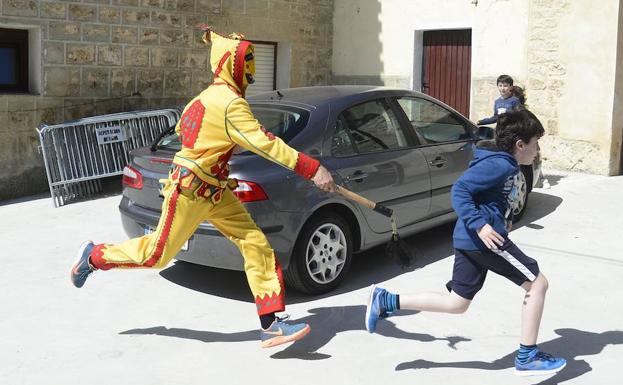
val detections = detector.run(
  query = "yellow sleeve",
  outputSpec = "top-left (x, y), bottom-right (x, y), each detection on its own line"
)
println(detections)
top-left (224, 97), bottom-right (319, 179)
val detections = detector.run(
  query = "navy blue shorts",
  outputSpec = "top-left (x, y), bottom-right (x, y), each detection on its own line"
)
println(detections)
top-left (446, 239), bottom-right (540, 300)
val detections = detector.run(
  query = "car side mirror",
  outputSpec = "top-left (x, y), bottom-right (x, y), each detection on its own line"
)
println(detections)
top-left (477, 125), bottom-right (494, 140)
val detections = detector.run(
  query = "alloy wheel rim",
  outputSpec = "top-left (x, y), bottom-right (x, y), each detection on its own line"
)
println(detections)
top-left (513, 172), bottom-right (528, 216)
top-left (305, 223), bottom-right (347, 285)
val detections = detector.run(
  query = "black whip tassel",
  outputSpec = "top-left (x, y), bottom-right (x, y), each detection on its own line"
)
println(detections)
top-left (386, 217), bottom-right (416, 268)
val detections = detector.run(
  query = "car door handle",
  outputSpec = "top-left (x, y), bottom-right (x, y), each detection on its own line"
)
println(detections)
top-left (429, 157), bottom-right (447, 167)
top-left (346, 171), bottom-right (369, 182)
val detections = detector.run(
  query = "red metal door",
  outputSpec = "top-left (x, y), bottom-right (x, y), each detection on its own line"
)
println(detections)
top-left (422, 29), bottom-right (471, 117)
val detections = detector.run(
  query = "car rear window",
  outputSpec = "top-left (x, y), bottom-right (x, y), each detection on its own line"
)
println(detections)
top-left (157, 104), bottom-right (309, 152)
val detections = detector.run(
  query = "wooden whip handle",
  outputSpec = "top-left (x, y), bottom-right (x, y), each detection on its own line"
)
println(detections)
top-left (335, 185), bottom-right (393, 218)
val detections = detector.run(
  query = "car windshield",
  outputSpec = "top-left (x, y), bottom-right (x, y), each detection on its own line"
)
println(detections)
top-left (157, 104), bottom-right (310, 152)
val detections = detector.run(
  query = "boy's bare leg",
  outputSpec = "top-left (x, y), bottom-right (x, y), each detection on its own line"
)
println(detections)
top-left (399, 291), bottom-right (471, 314)
top-left (520, 272), bottom-right (548, 345)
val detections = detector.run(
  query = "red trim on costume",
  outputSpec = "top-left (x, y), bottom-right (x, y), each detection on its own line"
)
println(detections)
top-left (214, 51), bottom-right (231, 78)
top-left (211, 81), bottom-right (241, 97)
top-left (254, 259), bottom-right (286, 315)
top-left (259, 125), bottom-right (276, 141)
top-left (90, 188), bottom-right (181, 270)
top-left (294, 153), bottom-right (320, 180)
top-left (209, 148), bottom-right (234, 180)
top-left (179, 100), bottom-right (205, 149)
top-left (233, 40), bottom-right (252, 90)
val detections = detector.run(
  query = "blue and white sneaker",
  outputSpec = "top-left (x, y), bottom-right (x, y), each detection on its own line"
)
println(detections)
top-left (70, 241), bottom-right (95, 288)
top-left (514, 349), bottom-right (567, 376)
top-left (260, 315), bottom-right (311, 348)
top-left (365, 284), bottom-right (390, 333)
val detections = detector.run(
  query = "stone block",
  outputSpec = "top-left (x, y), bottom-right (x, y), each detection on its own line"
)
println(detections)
top-left (68, 4), bottom-right (97, 22)
top-left (124, 97), bottom-right (151, 111)
top-left (150, 97), bottom-right (180, 108)
top-left (142, 0), bottom-right (165, 8)
top-left (8, 110), bottom-right (37, 132)
top-left (114, 0), bottom-right (139, 6)
top-left (44, 41), bottom-right (65, 65)
top-left (140, 28), bottom-right (160, 45)
top-left (111, 69), bottom-right (136, 96)
top-left (99, 7), bottom-right (121, 24)
top-left (49, 21), bottom-right (81, 40)
top-left (180, 50), bottom-right (209, 70)
top-left (166, 0), bottom-right (195, 12)
top-left (151, 11), bottom-right (183, 28)
top-left (137, 70), bottom-right (164, 96)
top-left (40, 2), bottom-right (67, 19)
top-left (112, 26), bottom-right (138, 44)
top-left (66, 44), bottom-right (95, 64)
top-left (98, 45), bottom-right (123, 66)
top-left (82, 68), bottom-right (110, 97)
top-left (63, 99), bottom-right (96, 121)
top-left (196, 0), bottom-right (221, 13)
top-left (84, 24), bottom-right (111, 42)
top-left (124, 46), bottom-right (150, 66)
top-left (44, 67), bottom-right (81, 97)
top-left (2, 0), bottom-right (38, 17)
top-left (246, 0), bottom-right (269, 16)
top-left (36, 98), bottom-right (65, 125)
top-left (184, 14), bottom-right (206, 28)
top-left (151, 47), bottom-right (178, 67)
top-left (191, 70), bottom-right (212, 94)
top-left (122, 10), bottom-right (151, 25)
top-left (164, 70), bottom-right (191, 96)
top-left (160, 29), bottom-right (190, 46)
top-left (95, 98), bottom-right (123, 116)
top-left (222, 0), bottom-right (245, 14)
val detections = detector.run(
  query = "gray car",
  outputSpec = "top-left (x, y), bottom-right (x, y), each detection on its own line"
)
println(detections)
top-left (119, 86), bottom-right (540, 294)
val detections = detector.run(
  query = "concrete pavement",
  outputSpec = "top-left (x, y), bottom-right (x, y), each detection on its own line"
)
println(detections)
top-left (1, 170), bottom-right (621, 385)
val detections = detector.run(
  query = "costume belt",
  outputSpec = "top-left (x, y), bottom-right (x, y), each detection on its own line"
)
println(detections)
top-left (161, 165), bottom-right (238, 204)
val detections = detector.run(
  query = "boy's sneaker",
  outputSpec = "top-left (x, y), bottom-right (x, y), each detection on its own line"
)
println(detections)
top-left (260, 315), bottom-right (311, 348)
top-left (70, 241), bottom-right (95, 288)
top-left (514, 349), bottom-right (567, 376)
top-left (365, 284), bottom-right (390, 333)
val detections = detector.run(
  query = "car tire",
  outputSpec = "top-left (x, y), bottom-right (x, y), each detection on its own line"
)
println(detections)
top-left (284, 212), bottom-right (353, 295)
top-left (512, 166), bottom-right (532, 222)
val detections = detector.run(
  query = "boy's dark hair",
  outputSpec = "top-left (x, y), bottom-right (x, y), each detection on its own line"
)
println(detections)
top-left (495, 109), bottom-right (544, 154)
top-left (497, 74), bottom-right (514, 86)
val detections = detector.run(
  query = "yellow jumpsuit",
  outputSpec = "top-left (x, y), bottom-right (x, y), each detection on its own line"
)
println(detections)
top-left (89, 29), bottom-right (320, 315)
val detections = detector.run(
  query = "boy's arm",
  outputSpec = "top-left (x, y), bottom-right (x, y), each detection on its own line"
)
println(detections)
top-left (477, 102), bottom-right (498, 125)
top-left (224, 97), bottom-right (322, 180)
top-left (451, 161), bottom-right (508, 232)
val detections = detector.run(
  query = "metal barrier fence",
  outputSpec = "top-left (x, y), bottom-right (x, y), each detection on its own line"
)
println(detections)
top-left (37, 108), bottom-right (181, 207)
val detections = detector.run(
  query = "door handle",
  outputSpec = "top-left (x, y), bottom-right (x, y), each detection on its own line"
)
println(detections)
top-left (346, 171), bottom-right (369, 182)
top-left (429, 157), bottom-right (447, 167)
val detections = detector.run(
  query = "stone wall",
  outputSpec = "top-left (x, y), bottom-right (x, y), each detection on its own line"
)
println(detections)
top-left (0, 0), bottom-right (334, 200)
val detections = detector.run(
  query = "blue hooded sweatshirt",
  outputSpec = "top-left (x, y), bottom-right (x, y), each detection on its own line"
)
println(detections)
top-left (451, 148), bottom-right (520, 251)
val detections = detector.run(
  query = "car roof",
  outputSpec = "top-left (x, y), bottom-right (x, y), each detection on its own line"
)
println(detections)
top-left (247, 85), bottom-right (425, 108)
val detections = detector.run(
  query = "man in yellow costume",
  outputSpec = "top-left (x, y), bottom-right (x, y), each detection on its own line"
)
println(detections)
top-left (70, 26), bottom-right (336, 348)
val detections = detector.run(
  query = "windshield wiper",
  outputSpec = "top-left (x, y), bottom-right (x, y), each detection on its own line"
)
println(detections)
top-left (150, 124), bottom-right (176, 152)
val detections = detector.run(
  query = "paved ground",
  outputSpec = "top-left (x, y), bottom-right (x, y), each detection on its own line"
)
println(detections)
top-left (1, 170), bottom-right (622, 385)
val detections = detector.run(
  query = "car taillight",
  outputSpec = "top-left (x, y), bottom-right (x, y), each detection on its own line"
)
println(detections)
top-left (233, 180), bottom-right (268, 202)
top-left (122, 165), bottom-right (143, 189)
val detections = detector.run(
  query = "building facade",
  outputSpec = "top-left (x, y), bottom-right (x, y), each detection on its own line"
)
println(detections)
top-left (0, 0), bottom-right (333, 200)
top-left (332, 0), bottom-right (623, 176)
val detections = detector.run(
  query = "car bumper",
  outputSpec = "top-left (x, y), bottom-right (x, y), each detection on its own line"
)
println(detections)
top-left (118, 196), bottom-right (301, 271)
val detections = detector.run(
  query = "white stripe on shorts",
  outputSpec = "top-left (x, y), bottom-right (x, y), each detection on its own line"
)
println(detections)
top-left (493, 248), bottom-right (537, 282)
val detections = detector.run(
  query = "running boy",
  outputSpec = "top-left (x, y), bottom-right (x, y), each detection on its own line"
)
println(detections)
top-left (365, 109), bottom-right (567, 376)
top-left (477, 74), bottom-right (521, 125)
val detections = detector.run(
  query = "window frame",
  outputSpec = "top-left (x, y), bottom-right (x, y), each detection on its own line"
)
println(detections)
top-left (330, 97), bottom-right (415, 158)
top-left (391, 96), bottom-right (475, 147)
top-left (0, 28), bottom-right (29, 93)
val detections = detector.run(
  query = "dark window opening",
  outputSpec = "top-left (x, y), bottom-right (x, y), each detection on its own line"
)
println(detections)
top-left (0, 28), bottom-right (29, 93)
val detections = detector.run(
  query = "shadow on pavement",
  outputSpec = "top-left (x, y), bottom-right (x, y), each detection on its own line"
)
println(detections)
top-left (395, 328), bottom-right (623, 384)
top-left (159, 191), bottom-right (563, 304)
top-left (120, 305), bottom-right (471, 361)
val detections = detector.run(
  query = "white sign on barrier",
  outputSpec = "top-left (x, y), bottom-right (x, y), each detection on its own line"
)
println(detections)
top-left (95, 126), bottom-right (126, 145)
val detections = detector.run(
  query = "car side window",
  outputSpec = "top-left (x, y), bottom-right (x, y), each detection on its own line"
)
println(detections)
top-left (332, 99), bottom-right (407, 156)
top-left (396, 97), bottom-right (470, 144)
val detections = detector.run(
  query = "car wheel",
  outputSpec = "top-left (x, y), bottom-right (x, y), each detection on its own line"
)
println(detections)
top-left (512, 167), bottom-right (531, 222)
top-left (284, 212), bottom-right (353, 295)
